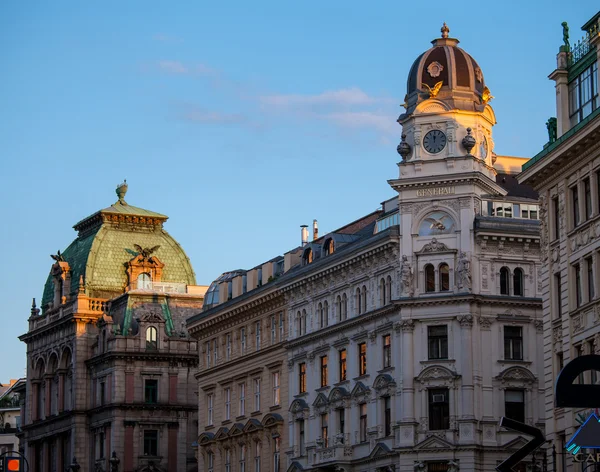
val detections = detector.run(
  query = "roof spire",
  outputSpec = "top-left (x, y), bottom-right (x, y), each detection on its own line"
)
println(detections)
top-left (116, 180), bottom-right (128, 205)
top-left (441, 22), bottom-right (450, 38)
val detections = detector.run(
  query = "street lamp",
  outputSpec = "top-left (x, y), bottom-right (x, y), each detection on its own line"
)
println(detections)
top-left (69, 457), bottom-right (80, 472)
top-left (109, 451), bottom-right (120, 472)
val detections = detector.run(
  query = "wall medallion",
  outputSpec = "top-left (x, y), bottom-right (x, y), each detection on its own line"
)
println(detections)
top-left (427, 61), bottom-right (444, 78)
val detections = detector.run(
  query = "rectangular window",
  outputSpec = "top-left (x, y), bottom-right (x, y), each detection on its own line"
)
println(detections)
top-left (100, 381), bottom-right (105, 406)
top-left (588, 340), bottom-right (598, 385)
top-left (255, 321), bottom-right (261, 351)
top-left (226, 333), bottom-right (232, 361)
top-left (98, 430), bottom-right (105, 459)
top-left (576, 345), bottom-right (584, 384)
top-left (239, 383), bottom-right (246, 416)
top-left (225, 449), bottom-right (231, 472)
top-left (358, 342), bottom-right (367, 376)
top-left (588, 257), bottom-right (595, 302)
top-left (575, 263), bottom-right (582, 308)
top-left (279, 313), bottom-right (284, 341)
top-left (504, 326), bottom-right (523, 360)
top-left (555, 272), bottom-right (562, 318)
top-left (321, 413), bottom-right (329, 447)
top-left (273, 437), bottom-right (280, 472)
top-left (272, 373), bottom-right (280, 406)
top-left (271, 315), bottom-right (276, 344)
top-left (254, 442), bottom-right (261, 472)
top-left (557, 351), bottom-right (564, 372)
top-left (553, 196), bottom-right (560, 240)
top-left (144, 379), bottom-right (158, 404)
top-left (213, 339), bottom-right (218, 366)
top-left (239, 445), bottom-right (246, 472)
top-left (505, 389), bottom-right (525, 423)
top-left (428, 388), bottom-right (450, 430)
top-left (298, 419), bottom-right (305, 456)
top-left (384, 396), bottom-right (391, 437)
top-left (320, 356), bottom-right (328, 387)
top-left (206, 341), bottom-right (211, 368)
top-left (241, 327), bottom-right (247, 354)
top-left (338, 409), bottom-right (345, 443)
top-left (207, 452), bottom-right (214, 472)
top-left (585, 178), bottom-right (592, 220)
top-left (428, 325), bottom-right (448, 360)
top-left (254, 378), bottom-right (261, 412)
top-left (383, 334), bottom-right (392, 368)
top-left (225, 387), bottom-right (231, 420)
top-left (207, 393), bottom-right (214, 425)
top-left (359, 403), bottom-right (367, 443)
top-left (143, 430), bottom-right (158, 456)
top-left (299, 363), bottom-right (307, 394)
top-left (572, 186), bottom-right (580, 227)
top-left (339, 349), bottom-right (347, 382)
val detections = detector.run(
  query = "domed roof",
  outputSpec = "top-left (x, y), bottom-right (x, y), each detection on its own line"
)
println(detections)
top-left (41, 183), bottom-right (196, 310)
top-left (401, 23), bottom-right (489, 118)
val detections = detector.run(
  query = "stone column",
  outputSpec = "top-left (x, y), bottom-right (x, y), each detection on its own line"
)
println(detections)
top-left (457, 315), bottom-right (475, 419)
top-left (31, 381), bottom-right (40, 422)
top-left (400, 320), bottom-right (415, 421)
top-left (168, 423), bottom-right (178, 472)
top-left (44, 375), bottom-right (52, 418)
top-left (124, 422), bottom-right (135, 472)
top-left (57, 370), bottom-right (66, 413)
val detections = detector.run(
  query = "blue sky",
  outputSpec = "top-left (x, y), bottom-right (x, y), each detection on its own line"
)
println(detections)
top-left (0, 1), bottom-right (597, 381)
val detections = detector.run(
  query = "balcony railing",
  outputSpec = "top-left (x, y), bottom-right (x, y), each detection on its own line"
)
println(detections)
top-left (570, 36), bottom-right (591, 67)
top-left (129, 281), bottom-right (187, 294)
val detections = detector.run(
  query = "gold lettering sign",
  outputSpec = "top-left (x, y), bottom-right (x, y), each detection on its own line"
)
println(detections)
top-left (416, 186), bottom-right (456, 197)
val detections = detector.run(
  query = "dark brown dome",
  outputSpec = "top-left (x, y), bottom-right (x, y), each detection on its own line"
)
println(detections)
top-left (401, 25), bottom-right (489, 118)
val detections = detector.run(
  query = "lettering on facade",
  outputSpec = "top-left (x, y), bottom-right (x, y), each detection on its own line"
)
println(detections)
top-left (574, 453), bottom-right (600, 463)
top-left (416, 186), bottom-right (456, 197)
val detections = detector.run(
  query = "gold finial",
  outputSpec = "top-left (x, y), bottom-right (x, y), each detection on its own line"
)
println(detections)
top-left (441, 22), bottom-right (450, 39)
top-left (79, 275), bottom-right (85, 294)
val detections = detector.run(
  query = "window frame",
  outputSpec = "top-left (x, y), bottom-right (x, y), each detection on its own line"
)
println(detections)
top-left (383, 334), bottom-right (392, 368)
top-left (504, 326), bottom-right (524, 361)
top-left (144, 378), bottom-right (158, 404)
top-left (428, 388), bottom-right (450, 431)
top-left (358, 342), bottom-right (367, 376)
top-left (428, 325), bottom-right (448, 360)
top-left (143, 429), bottom-right (159, 457)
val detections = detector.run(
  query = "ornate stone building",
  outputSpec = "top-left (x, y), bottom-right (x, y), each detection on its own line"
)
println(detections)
top-left (518, 12), bottom-right (600, 472)
top-left (188, 265), bottom-right (289, 472)
top-left (190, 28), bottom-right (544, 472)
top-left (19, 183), bottom-right (207, 472)
top-left (0, 379), bottom-right (25, 455)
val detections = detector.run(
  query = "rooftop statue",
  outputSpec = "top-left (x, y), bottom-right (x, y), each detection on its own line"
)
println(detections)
top-left (50, 250), bottom-right (65, 262)
top-left (562, 22), bottom-right (570, 51)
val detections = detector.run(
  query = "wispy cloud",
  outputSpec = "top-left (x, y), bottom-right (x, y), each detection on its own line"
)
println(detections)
top-left (260, 87), bottom-right (395, 107)
top-left (156, 60), bottom-right (217, 77)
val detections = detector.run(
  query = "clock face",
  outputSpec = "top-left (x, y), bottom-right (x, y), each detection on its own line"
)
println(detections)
top-left (423, 130), bottom-right (447, 154)
top-left (480, 135), bottom-right (488, 159)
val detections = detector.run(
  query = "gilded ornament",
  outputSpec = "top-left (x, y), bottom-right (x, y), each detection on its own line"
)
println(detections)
top-left (481, 86), bottom-right (494, 104)
top-left (421, 81), bottom-right (443, 98)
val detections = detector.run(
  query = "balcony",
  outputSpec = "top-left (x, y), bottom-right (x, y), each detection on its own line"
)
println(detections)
top-left (314, 434), bottom-right (352, 464)
top-left (128, 281), bottom-right (187, 294)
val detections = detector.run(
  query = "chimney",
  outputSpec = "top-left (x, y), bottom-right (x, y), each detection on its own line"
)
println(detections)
top-left (313, 219), bottom-right (318, 241)
top-left (301, 225), bottom-right (309, 247)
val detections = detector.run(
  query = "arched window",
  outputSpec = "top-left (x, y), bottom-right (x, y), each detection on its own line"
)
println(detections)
top-left (356, 288), bottom-right (362, 315)
top-left (318, 303), bottom-right (324, 329)
top-left (296, 311), bottom-right (302, 336)
top-left (303, 248), bottom-right (313, 265)
top-left (323, 301), bottom-right (329, 328)
top-left (386, 276), bottom-right (392, 303)
top-left (513, 268), bottom-right (524, 296)
top-left (342, 294), bottom-right (348, 321)
top-left (361, 285), bottom-right (367, 313)
top-left (425, 264), bottom-right (435, 292)
top-left (302, 310), bottom-right (308, 335)
top-left (324, 239), bottom-right (335, 256)
top-left (146, 326), bottom-right (157, 349)
top-left (336, 296), bottom-right (342, 322)
top-left (439, 263), bottom-right (450, 292)
top-left (379, 278), bottom-right (386, 307)
top-left (137, 272), bottom-right (152, 290)
top-left (500, 267), bottom-right (510, 295)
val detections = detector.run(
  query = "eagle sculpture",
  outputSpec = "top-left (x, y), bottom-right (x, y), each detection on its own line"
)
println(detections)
top-left (424, 215), bottom-right (451, 231)
top-left (482, 86), bottom-right (494, 104)
top-left (421, 81), bottom-right (443, 99)
top-left (50, 250), bottom-right (65, 262)
top-left (133, 244), bottom-right (160, 260)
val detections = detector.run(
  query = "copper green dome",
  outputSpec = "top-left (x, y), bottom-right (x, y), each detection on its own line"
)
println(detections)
top-left (41, 183), bottom-right (196, 311)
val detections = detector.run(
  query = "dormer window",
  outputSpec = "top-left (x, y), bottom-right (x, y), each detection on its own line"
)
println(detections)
top-left (137, 272), bottom-right (152, 290)
top-left (146, 326), bottom-right (157, 350)
top-left (324, 239), bottom-right (335, 256)
top-left (303, 248), bottom-right (313, 265)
